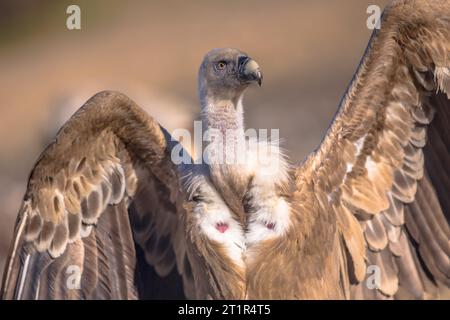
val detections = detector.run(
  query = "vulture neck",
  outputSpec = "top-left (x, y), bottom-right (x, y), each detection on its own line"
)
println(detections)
top-left (200, 92), bottom-right (249, 217)
top-left (200, 93), bottom-right (246, 164)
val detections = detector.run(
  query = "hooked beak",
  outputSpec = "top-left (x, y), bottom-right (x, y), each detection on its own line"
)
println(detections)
top-left (238, 56), bottom-right (263, 86)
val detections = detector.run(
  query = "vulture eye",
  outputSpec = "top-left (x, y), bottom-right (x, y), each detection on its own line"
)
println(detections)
top-left (215, 61), bottom-right (227, 71)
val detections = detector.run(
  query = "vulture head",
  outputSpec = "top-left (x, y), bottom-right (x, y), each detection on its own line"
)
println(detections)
top-left (198, 48), bottom-right (262, 108)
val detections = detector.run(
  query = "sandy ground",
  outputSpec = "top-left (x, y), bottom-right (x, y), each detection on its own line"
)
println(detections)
top-left (0, 0), bottom-right (389, 278)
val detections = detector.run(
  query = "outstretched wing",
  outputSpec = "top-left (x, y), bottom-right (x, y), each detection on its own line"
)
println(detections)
top-left (302, 0), bottom-right (450, 299)
top-left (1, 91), bottom-right (196, 299)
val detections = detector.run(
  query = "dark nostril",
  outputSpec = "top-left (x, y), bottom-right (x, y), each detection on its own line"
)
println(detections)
top-left (238, 56), bottom-right (250, 70)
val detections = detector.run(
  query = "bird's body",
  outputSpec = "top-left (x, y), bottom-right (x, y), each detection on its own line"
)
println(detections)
top-left (1, 0), bottom-right (450, 300)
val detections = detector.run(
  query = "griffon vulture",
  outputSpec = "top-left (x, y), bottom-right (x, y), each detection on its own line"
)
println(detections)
top-left (1, 0), bottom-right (449, 299)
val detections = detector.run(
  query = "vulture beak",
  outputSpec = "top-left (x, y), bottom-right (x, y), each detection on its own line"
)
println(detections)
top-left (238, 56), bottom-right (263, 86)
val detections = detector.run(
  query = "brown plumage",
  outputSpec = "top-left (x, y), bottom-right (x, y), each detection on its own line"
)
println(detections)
top-left (1, 0), bottom-right (449, 299)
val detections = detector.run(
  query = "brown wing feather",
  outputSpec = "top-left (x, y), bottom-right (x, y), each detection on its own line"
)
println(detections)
top-left (300, 0), bottom-right (450, 299)
top-left (1, 91), bottom-right (196, 299)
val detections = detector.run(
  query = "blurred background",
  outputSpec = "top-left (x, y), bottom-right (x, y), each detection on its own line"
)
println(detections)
top-left (0, 0), bottom-right (389, 276)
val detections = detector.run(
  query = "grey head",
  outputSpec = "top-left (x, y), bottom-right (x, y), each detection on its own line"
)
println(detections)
top-left (198, 48), bottom-right (263, 108)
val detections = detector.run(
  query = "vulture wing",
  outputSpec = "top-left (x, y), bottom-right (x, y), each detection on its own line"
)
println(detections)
top-left (300, 0), bottom-right (450, 299)
top-left (1, 91), bottom-right (196, 299)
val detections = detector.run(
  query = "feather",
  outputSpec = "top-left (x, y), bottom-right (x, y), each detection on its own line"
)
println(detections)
top-left (383, 192), bottom-right (404, 226)
top-left (335, 204), bottom-right (366, 282)
top-left (364, 215), bottom-right (388, 252)
top-left (109, 167), bottom-right (125, 205)
top-left (25, 211), bottom-right (43, 242)
top-left (49, 220), bottom-right (69, 258)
